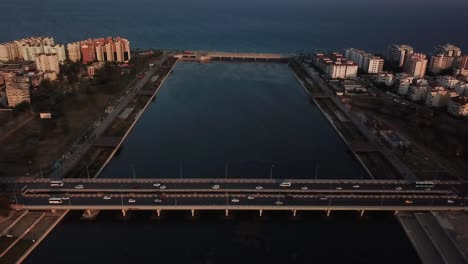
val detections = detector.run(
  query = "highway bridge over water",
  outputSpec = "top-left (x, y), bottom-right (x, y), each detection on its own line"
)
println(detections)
top-left (4, 178), bottom-right (468, 214)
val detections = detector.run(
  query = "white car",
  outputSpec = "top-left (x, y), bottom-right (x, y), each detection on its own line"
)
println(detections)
top-left (159, 186), bottom-right (166, 190)
top-left (255, 186), bottom-right (263, 190)
top-left (103, 196), bottom-right (111, 200)
top-left (74, 184), bottom-right (84, 189)
top-left (154, 199), bottom-right (162, 203)
top-left (275, 201), bottom-right (283, 205)
top-left (6, 234), bottom-right (13, 238)
top-left (336, 187), bottom-right (342, 190)
top-left (447, 199), bottom-right (454, 204)
top-left (231, 198), bottom-right (240, 203)
top-left (212, 185), bottom-right (220, 190)
top-left (352, 185), bottom-right (360, 189)
top-left (279, 182), bottom-right (291, 187)
top-left (301, 186), bottom-right (308, 190)
top-left (320, 197), bottom-right (328, 201)
top-left (395, 186), bottom-right (402, 191)
top-left (248, 195), bottom-right (255, 200)
top-left (153, 183), bottom-right (161, 187)
top-left (128, 199), bottom-right (136, 203)
top-left (61, 196), bottom-right (70, 200)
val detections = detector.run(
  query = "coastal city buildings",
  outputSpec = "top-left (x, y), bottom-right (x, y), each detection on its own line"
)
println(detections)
top-left (454, 82), bottom-right (468, 96)
top-left (3, 72), bottom-right (31, 107)
top-left (429, 55), bottom-right (454, 74)
top-left (435, 44), bottom-right (462, 57)
top-left (403, 53), bottom-right (428, 79)
top-left (35, 53), bottom-right (60, 80)
top-left (437, 76), bottom-right (459, 89)
top-left (67, 37), bottom-right (131, 64)
top-left (343, 48), bottom-right (384, 74)
top-left (0, 37), bottom-right (64, 63)
top-left (67, 42), bottom-right (81, 62)
top-left (313, 52), bottom-right (358, 79)
top-left (385, 44), bottom-right (414, 67)
top-left (454, 56), bottom-right (468, 77)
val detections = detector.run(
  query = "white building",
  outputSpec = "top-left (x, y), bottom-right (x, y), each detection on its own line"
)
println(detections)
top-left (35, 53), bottom-right (60, 80)
top-left (313, 53), bottom-right (358, 79)
top-left (448, 96), bottom-right (468, 116)
top-left (67, 42), bottom-right (81, 62)
top-left (385, 44), bottom-right (414, 67)
top-left (344, 48), bottom-right (384, 74)
top-left (404, 53), bottom-right (428, 79)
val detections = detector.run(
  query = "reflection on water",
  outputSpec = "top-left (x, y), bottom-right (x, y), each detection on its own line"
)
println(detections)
top-left (25, 210), bottom-right (420, 264)
top-left (101, 62), bottom-right (365, 179)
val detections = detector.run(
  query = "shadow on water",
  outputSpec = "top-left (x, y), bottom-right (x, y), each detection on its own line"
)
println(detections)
top-left (25, 210), bottom-right (421, 264)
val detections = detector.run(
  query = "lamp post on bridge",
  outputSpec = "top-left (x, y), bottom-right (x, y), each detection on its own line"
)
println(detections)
top-left (131, 164), bottom-right (136, 181)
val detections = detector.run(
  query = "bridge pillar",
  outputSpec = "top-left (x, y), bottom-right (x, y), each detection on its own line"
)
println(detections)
top-left (157, 209), bottom-right (161, 217)
top-left (225, 209), bottom-right (229, 217)
top-left (326, 210), bottom-right (331, 217)
top-left (121, 209), bottom-right (126, 217)
top-left (191, 209), bottom-right (195, 217)
top-left (293, 210), bottom-right (297, 217)
top-left (259, 209), bottom-right (263, 217)
top-left (360, 210), bottom-right (365, 217)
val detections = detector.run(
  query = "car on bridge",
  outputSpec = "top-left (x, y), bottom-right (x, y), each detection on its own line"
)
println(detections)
top-left (280, 182), bottom-right (291, 187)
top-left (212, 185), bottom-right (220, 190)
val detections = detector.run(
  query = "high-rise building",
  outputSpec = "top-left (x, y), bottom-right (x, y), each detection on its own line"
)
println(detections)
top-left (313, 53), bottom-right (358, 79)
top-left (43, 44), bottom-right (66, 63)
top-left (435, 44), bottom-right (462, 57)
top-left (67, 42), bottom-right (82, 62)
top-left (344, 48), bottom-right (384, 74)
top-left (429, 55), bottom-right (454, 74)
top-left (81, 43), bottom-right (96, 64)
top-left (454, 55), bottom-right (468, 77)
top-left (0, 37), bottom-right (56, 62)
top-left (67, 37), bottom-right (131, 64)
top-left (385, 44), bottom-right (414, 67)
top-left (404, 53), bottom-right (428, 79)
top-left (35, 53), bottom-right (60, 74)
top-left (3, 72), bottom-right (31, 107)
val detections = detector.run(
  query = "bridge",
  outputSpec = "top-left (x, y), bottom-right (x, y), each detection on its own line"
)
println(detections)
top-left (174, 51), bottom-right (290, 62)
top-left (6, 178), bottom-right (468, 215)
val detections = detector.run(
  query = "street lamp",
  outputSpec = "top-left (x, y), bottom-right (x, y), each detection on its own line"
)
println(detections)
top-left (131, 164), bottom-right (136, 180)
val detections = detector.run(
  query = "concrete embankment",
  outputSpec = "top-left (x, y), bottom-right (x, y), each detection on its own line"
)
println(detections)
top-left (94, 58), bottom-right (179, 178)
top-left (0, 210), bottom-right (68, 264)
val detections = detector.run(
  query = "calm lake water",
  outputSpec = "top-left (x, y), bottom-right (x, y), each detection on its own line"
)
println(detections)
top-left (100, 62), bottom-right (364, 179)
